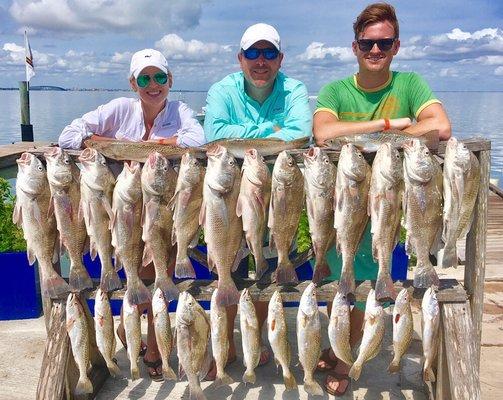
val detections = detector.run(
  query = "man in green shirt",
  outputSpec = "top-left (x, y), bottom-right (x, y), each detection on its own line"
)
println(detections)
top-left (313, 3), bottom-right (451, 396)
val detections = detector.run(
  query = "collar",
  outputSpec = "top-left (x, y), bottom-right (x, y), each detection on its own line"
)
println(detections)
top-left (353, 71), bottom-right (393, 93)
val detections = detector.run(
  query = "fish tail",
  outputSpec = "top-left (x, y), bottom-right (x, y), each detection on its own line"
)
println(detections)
top-left (130, 364), bottom-right (140, 381)
top-left (441, 244), bottom-right (458, 269)
top-left (253, 256), bottom-right (269, 281)
top-left (423, 365), bottom-right (436, 382)
top-left (388, 357), bottom-right (400, 374)
top-left (215, 279), bottom-right (240, 307)
top-left (155, 275), bottom-right (179, 302)
top-left (303, 376), bottom-right (323, 396)
top-left (174, 255), bottom-right (196, 279)
top-left (75, 374), bottom-right (93, 395)
top-left (41, 270), bottom-right (70, 299)
top-left (338, 268), bottom-right (356, 296)
top-left (242, 369), bottom-right (256, 384)
top-left (272, 260), bottom-right (298, 285)
top-left (214, 371), bottom-right (233, 387)
top-left (348, 361), bottom-right (362, 381)
top-left (189, 384), bottom-right (207, 400)
top-left (283, 370), bottom-right (297, 391)
top-left (312, 259), bottom-right (331, 284)
top-left (375, 271), bottom-right (396, 302)
top-left (126, 281), bottom-right (152, 306)
top-left (69, 261), bottom-right (93, 291)
top-left (413, 261), bottom-right (439, 289)
top-left (100, 267), bottom-right (122, 292)
top-left (106, 358), bottom-right (121, 378)
top-left (162, 365), bottom-right (177, 381)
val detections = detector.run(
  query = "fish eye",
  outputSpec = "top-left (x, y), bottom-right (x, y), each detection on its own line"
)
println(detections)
top-left (228, 159), bottom-right (234, 166)
top-left (425, 150), bottom-right (430, 156)
top-left (64, 158), bottom-right (70, 164)
top-left (37, 165), bottom-right (43, 171)
top-left (324, 157), bottom-right (329, 164)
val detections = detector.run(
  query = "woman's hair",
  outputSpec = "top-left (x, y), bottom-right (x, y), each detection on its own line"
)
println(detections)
top-left (353, 3), bottom-right (399, 39)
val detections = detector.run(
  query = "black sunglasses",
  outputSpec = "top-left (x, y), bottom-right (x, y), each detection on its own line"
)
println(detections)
top-left (356, 38), bottom-right (396, 52)
top-left (242, 47), bottom-right (280, 60)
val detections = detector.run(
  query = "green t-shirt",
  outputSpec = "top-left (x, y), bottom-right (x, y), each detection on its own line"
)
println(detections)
top-left (314, 71), bottom-right (440, 306)
top-left (316, 71), bottom-right (440, 121)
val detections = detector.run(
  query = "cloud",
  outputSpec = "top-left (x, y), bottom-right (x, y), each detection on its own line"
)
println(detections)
top-left (155, 33), bottom-right (231, 62)
top-left (439, 68), bottom-right (459, 77)
top-left (495, 66), bottom-right (503, 76)
top-left (9, 0), bottom-right (205, 34)
top-left (297, 42), bottom-right (354, 64)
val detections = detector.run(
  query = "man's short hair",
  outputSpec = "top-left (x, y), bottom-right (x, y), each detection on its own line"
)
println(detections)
top-left (353, 3), bottom-right (399, 40)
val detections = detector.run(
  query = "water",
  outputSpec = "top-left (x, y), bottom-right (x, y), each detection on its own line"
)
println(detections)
top-left (1, 90), bottom-right (502, 185)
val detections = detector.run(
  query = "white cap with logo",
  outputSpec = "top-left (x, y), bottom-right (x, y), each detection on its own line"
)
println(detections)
top-left (130, 49), bottom-right (169, 78)
top-left (240, 23), bottom-right (281, 51)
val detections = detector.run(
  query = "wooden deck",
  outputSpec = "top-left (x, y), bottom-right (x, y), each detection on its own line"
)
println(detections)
top-left (0, 141), bottom-right (53, 169)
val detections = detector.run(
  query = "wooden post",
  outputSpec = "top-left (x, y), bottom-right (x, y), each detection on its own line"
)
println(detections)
top-left (464, 148), bottom-right (490, 371)
top-left (19, 81), bottom-right (34, 142)
top-left (435, 312), bottom-right (451, 400)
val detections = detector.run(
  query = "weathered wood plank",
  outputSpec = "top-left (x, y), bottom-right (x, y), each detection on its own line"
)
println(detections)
top-left (0, 141), bottom-right (53, 168)
top-left (36, 301), bottom-right (71, 400)
top-left (98, 278), bottom-right (467, 304)
top-left (435, 312), bottom-right (451, 400)
top-left (442, 302), bottom-right (481, 400)
top-left (464, 149), bottom-right (490, 371)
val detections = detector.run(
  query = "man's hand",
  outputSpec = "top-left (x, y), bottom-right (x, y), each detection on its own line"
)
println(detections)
top-left (273, 125), bottom-right (281, 132)
top-left (389, 117), bottom-right (412, 131)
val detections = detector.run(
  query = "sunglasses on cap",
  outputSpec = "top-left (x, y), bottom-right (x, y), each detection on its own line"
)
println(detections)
top-left (242, 47), bottom-right (280, 60)
top-left (136, 72), bottom-right (168, 88)
top-left (356, 38), bottom-right (396, 52)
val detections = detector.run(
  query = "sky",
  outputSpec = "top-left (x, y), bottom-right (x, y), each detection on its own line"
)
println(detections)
top-left (0, 0), bottom-right (502, 92)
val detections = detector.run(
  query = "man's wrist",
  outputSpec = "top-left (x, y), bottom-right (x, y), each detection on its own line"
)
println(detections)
top-left (383, 118), bottom-right (391, 131)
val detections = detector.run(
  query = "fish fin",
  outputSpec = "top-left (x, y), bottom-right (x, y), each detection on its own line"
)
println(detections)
top-left (348, 362), bottom-right (362, 381)
top-left (198, 199), bottom-right (206, 226)
top-left (106, 359), bottom-right (121, 378)
top-left (423, 366), bottom-right (436, 382)
top-left (69, 262), bottom-right (93, 291)
top-left (272, 262), bottom-right (298, 285)
top-left (214, 372), bottom-right (233, 387)
top-left (130, 366), bottom-right (140, 381)
top-left (231, 240), bottom-right (249, 272)
top-left (155, 275), bottom-right (179, 302)
top-left (12, 202), bottom-right (22, 226)
top-left (441, 244), bottom-right (458, 269)
top-left (267, 199), bottom-right (275, 229)
top-left (27, 247), bottom-right (36, 266)
top-left (101, 196), bottom-right (114, 220)
top-left (413, 262), bottom-right (439, 289)
top-left (142, 244), bottom-right (154, 267)
top-left (47, 195), bottom-right (55, 218)
top-left (215, 279), bottom-right (240, 307)
top-left (375, 271), bottom-right (396, 302)
top-left (171, 226), bottom-right (177, 246)
top-left (41, 271), bottom-right (70, 299)
top-left (303, 378), bottom-right (323, 396)
top-left (338, 266), bottom-right (356, 296)
top-left (254, 256), bottom-right (269, 281)
top-left (89, 239), bottom-right (97, 261)
top-left (162, 365), bottom-right (177, 381)
top-left (312, 259), bottom-right (331, 284)
top-left (283, 371), bottom-right (297, 391)
top-left (31, 200), bottom-right (42, 225)
top-left (77, 198), bottom-right (85, 223)
top-left (189, 228), bottom-right (201, 248)
top-left (388, 358), bottom-right (400, 374)
top-left (100, 268), bottom-right (122, 292)
top-left (125, 282), bottom-right (152, 306)
top-left (109, 209), bottom-right (117, 231)
top-left (174, 255), bottom-right (196, 279)
top-left (142, 200), bottom-right (159, 241)
top-left (236, 194), bottom-right (243, 217)
top-left (242, 369), bottom-right (256, 384)
top-left (74, 376), bottom-right (93, 395)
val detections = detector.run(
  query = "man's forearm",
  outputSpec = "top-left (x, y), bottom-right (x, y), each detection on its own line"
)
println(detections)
top-left (403, 117), bottom-right (451, 140)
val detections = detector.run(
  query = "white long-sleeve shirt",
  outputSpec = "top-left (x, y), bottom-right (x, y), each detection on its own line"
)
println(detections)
top-left (58, 97), bottom-right (206, 149)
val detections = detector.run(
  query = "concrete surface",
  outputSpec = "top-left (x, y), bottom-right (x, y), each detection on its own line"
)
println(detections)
top-left (0, 282), bottom-right (502, 400)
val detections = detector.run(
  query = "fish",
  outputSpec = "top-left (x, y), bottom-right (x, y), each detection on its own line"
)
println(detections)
top-left (199, 145), bottom-right (243, 307)
top-left (267, 291), bottom-right (297, 390)
top-left (169, 152), bottom-right (205, 279)
top-left (442, 137), bottom-right (480, 268)
top-left (94, 288), bottom-right (121, 377)
top-left (123, 290), bottom-right (142, 380)
top-left (268, 150), bottom-right (304, 284)
top-left (210, 289), bottom-right (233, 387)
top-left (403, 139), bottom-right (443, 288)
top-left (388, 288), bottom-right (413, 373)
top-left (334, 143), bottom-right (371, 296)
top-left (45, 147), bottom-right (93, 292)
top-left (303, 146), bottom-right (337, 283)
top-left (152, 287), bottom-right (177, 380)
top-left (206, 136), bottom-right (310, 159)
top-left (78, 148), bottom-right (121, 292)
top-left (369, 143), bottom-right (403, 301)
top-left (236, 148), bottom-right (272, 280)
top-left (296, 282), bottom-right (323, 395)
top-left (239, 288), bottom-right (261, 384)
top-left (323, 129), bottom-right (439, 153)
top-left (110, 161), bottom-right (151, 306)
top-left (349, 289), bottom-right (385, 381)
top-left (66, 293), bottom-right (93, 395)
top-left (83, 136), bottom-right (205, 163)
top-left (328, 291), bottom-right (354, 366)
top-left (141, 152), bottom-right (179, 301)
top-left (422, 286), bottom-right (440, 382)
top-left (176, 291), bottom-right (212, 400)
top-left (13, 153), bottom-right (70, 298)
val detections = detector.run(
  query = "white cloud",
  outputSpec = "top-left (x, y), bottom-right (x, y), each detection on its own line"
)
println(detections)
top-left (155, 34), bottom-right (230, 62)
top-left (9, 0), bottom-right (205, 34)
top-left (439, 67), bottom-right (458, 77)
top-left (459, 55), bottom-right (503, 66)
top-left (495, 66), bottom-right (503, 76)
top-left (298, 42), bottom-right (353, 63)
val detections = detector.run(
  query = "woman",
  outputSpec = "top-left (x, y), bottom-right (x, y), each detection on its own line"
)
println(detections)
top-left (59, 48), bottom-right (205, 148)
top-left (59, 49), bottom-right (205, 381)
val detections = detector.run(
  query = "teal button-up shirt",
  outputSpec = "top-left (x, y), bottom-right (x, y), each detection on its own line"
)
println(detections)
top-left (204, 72), bottom-right (312, 142)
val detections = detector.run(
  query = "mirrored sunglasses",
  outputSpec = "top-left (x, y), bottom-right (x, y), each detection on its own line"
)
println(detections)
top-left (136, 72), bottom-right (168, 88)
top-left (357, 38), bottom-right (396, 52)
top-left (242, 47), bottom-right (280, 60)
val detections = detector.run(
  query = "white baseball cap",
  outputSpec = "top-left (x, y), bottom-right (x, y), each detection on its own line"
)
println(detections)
top-left (240, 23), bottom-right (281, 51)
top-left (129, 49), bottom-right (168, 78)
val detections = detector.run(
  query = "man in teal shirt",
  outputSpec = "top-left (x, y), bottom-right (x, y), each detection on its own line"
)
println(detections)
top-left (204, 23), bottom-right (312, 142)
